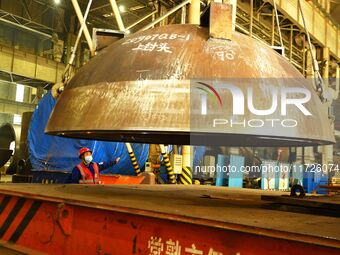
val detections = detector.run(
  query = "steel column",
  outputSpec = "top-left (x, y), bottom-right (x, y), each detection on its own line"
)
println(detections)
top-left (188, 0), bottom-right (200, 25)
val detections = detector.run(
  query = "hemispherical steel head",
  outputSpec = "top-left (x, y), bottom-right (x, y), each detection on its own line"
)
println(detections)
top-left (45, 24), bottom-right (335, 146)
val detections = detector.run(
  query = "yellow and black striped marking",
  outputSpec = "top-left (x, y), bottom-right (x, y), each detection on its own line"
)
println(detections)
top-left (161, 152), bottom-right (176, 184)
top-left (128, 151), bottom-right (142, 176)
top-left (0, 196), bottom-right (41, 243)
top-left (179, 166), bottom-right (192, 185)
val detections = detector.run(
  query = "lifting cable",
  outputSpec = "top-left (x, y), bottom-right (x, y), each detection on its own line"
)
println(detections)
top-left (297, 0), bottom-right (325, 98)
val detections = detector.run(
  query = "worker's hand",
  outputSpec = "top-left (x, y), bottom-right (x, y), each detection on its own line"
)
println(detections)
top-left (115, 157), bottom-right (120, 164)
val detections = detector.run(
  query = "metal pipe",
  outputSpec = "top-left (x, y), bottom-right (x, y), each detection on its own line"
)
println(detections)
top-left (272, 0), bottom-right (283, 49)
top-left (71, 0), bottom-right (94, 54)
top-left (68, 0), bottom-right (93, 66)
top-left (20, 0), bottom-right (32, 20)
top-left (250, 0), bottom-right (253, 37)
top-left (159, 4), bottom-right (168, 26)
top-left (336, 67), bottom-right (340, 98)
top-left (126, 10), bottom-right (157, 30)
top-left (188, 0), bottom-right (200, 25)
top-left (62, 0), bottom-right (93, 84)
top-left (302, 35), bottom-right (306, 76)
top-left (140, 0), bottom-right (190, 31)
top-left (109, 0), bottom-right (125, 31)
top-left (229, 0), bottom-right (237, 31)
top-left (289, 25), bottom-right (293, 62)
top-left (297, 0), bottom-right (324, 95)
top-left (159, 144), bottom-right (176, 184)
top-left (181, 5), bottom-right (187, 24)
top-left (125, 143), bottom-right (142, 176)
top-left (0, 17), bottom-right (51, 38)
top-left (271, 8), bottom-right (275, 46)
top-left (151, 4), bottom-right (157, 28)
top-left (322, 47), bottom-right (329, 86)
top-left (90, 3), bottom-right (110, 12)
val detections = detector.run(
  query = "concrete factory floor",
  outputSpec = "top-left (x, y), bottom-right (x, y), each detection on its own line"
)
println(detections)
top-left (0, 184), bottom-right (339, 249)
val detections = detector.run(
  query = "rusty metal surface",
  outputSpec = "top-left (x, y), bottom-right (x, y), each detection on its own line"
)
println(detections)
top-left (209, 2), bottom-right (233, 40)
top-left (46, 24), bottom-right (335, 146)
top-left (93, 29), bottom-right (125, 52)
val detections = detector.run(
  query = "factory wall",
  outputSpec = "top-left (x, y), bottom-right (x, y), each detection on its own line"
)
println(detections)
top-left (0, 81), bottom-right (36, 118)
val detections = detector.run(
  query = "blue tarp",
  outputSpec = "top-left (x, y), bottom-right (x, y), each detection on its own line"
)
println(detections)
top-left (193, 146), bottom-right (206, 168)
top-left (28, 91), bottom-right (149, 175)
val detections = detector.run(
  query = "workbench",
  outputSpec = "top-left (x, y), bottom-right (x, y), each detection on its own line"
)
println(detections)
top-left (0, 184), bottom-right (338, 254)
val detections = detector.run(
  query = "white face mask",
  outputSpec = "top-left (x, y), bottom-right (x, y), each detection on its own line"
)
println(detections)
top-left (84, 155), bottom-right (93, 164)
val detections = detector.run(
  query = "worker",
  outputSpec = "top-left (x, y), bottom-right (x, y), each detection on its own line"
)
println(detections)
top-left (71, 147), bottom-right (120, 184)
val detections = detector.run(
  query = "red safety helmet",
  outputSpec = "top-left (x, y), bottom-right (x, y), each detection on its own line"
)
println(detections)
top-left (78, 147), bottom-right (92, 158)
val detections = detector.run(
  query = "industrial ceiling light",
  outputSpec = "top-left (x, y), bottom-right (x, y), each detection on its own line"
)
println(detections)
top-left (119, 5), bottom-right (126, 12)
top-left (103, 13), bottom-right (113, 18)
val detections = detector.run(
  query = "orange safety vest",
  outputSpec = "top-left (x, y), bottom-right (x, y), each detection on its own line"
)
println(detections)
top-left (76, 162), bottom-right (100, 184)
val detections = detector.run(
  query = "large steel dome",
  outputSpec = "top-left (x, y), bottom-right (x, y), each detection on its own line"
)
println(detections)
top-left (45, 24), bottom-right (335, 146)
